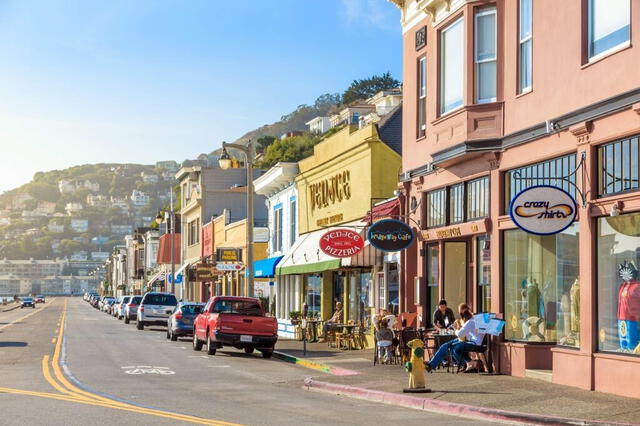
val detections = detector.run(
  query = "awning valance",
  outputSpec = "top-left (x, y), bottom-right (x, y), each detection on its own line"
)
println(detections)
top-left (253, 256), bottom-right (284, 278)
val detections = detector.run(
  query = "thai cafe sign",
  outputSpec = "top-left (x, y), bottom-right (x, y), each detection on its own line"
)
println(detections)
top-left (367, 219), bottom-right (415, 252)
top-left (509, 185), bottom-right (577, 235)
top-left (319, 229), bottom-right (364, 258)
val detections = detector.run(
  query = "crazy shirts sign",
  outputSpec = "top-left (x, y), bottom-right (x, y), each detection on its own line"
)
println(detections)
top-left (509, 185), bottom-right (577, 235)
top-left (319, 229), bottom-right (364, 258)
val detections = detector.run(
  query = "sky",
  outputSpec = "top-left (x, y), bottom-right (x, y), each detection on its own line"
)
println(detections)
top-left (0, 0), bottom-right (402, 194)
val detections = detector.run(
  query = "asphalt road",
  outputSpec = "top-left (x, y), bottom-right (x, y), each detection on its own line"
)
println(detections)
top-left (0, 298), bottom-right (497, 425)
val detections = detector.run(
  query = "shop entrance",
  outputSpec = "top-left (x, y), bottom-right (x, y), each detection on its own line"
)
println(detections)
top-left (444, 241), bottom-right (467, 313)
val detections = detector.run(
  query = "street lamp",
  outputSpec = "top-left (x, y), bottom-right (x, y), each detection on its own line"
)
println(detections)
top-left (218, 141), bottom-right (255, 297)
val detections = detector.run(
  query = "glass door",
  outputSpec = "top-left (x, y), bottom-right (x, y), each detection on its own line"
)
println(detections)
top-left (426, 244), bottom-right (440, 327)
top-left (444, 241), bottom-right (467, 314)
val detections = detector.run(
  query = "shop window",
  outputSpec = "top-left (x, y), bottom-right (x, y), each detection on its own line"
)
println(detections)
top-left (597, 214), bottom-right (640, 357)
top-left (306, 274), bottom-right (322, 317)
top-left (504, 154), bottom-right (576, 214)
top-left (387, 264), bottom-right (399, 315)
top-left (467, 176), bottom-right (489, 220)
top-left (378, 271), bottom-right (386, 312)
top-left (440, 17), bottom-right (464, 114)
top-left (518, 0), bottom-right (532, 93)
top-left (449, 183), bottom-right (465, 224)
top-left (598, 135), bottom-right (639, 196)
top-left (503, 224), bottom-right (579, 346)
top-left (475, 6), bottom-right (497, 103)
top-left (426, 244), bottom-right (440, 327)
top-left (477, 236), bottom-right (491, 313)
top-left (333, 272), bottom-right (344, 312)
top-left (417, 56), bottom-right (427, 138)
top-left (427, 188), bottom-right (447, 227)
top-left (349, 271), bottom-right (372, 328)
top-left (588, 0), bottom-right (630, 60)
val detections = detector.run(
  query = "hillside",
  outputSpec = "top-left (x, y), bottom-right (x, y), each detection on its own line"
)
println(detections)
top-left (0, 162), bottom-right (180, 261)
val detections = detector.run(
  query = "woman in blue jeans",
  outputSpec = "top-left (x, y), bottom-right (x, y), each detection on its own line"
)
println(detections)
top-left (426, 309), bottom-right (484, 372)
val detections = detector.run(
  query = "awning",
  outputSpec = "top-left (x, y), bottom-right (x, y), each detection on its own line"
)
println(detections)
top-left (172, 257), bottom-right (199, 284)
top-left (253, 256), bottom-right (284, 278)
top-left (276, 221), bottom-right (368, 275)
top-left (146, 270), bottom-right (164, 286)
top-left (363, 198), bottom-right (400, 224)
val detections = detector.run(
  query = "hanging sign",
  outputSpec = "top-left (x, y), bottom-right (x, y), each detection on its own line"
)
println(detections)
top-left (367, 219), bottom-right (415, 252)
top-left (215, 262), bottom-right (244, 272)
top-left (216, 248), bottom-right (242, 262)
top-left (319, 229), bottom-right (364, 258)
top-left (509, 185), bottom-right (577, 235)
top-left (195, 264), bottom-right (219, 281)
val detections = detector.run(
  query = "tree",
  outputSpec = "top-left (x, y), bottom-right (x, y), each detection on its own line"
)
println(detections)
top-left (256, 134), bottom-right (320, 169)
top-left (26, 182), bottom-right (60, 202)
top-left (256, 136), bottom-right (277, 154)
top-left (341, 72), bottom-right (400, 105)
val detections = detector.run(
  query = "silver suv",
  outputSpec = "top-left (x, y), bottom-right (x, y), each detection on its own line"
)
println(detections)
top-left (136, 292), bottom-right (178, 330)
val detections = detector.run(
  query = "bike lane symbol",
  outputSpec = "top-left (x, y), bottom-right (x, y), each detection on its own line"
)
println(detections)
top-left (122, 366), bottom-right (175, 375)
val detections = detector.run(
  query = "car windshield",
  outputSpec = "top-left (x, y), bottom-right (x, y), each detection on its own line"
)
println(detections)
top-left (180, 305), bottom-right (203, 315)
top-left (144, 294), bottom-right (177, 306)
top-left (212, 300), bottom-right (262, 316)
top-left (130, 296), bottom-right (142, 304)
top-left (36, 295), bottom-right (44, 298)
top-left (23, 298), bottom-right (33, 301)
top-left (122, 297), bottom-right (131, 303)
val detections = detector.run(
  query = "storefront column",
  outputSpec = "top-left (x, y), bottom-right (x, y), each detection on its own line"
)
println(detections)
top-left (294, 275), bottom-right (301, 312)
top-left (321, 272), bottom-right (332, 320)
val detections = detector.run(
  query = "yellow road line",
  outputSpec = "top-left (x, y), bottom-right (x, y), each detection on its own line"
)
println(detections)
top-left (51, 338), bottom-right (56, 344)
top-left (37, 299), bottom-right (241, 426)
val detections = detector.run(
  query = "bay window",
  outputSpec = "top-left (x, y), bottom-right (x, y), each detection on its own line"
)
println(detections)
top-left (475, 7), bottom-right (497, 103)
top-left (440, 17), bottom-right (464, 114)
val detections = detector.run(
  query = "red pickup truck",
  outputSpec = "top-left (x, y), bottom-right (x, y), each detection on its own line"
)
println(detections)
top-left (192, 296), bottom-right (278, 358)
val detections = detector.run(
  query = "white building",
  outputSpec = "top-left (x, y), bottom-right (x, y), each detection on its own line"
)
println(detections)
top-left (58, 180), bottom-right (76, 194)
top-left (306, 116), bottom-right (331, 134)
top-left (109, 197), bottom-right (130, 213)
top-left (140, 172), bottom-right (159, 183)
top-left (359, 88), bottom-right (403, 128)
top-left (130, 190), bottom-right (150, 207)
top-left (86, 194), bottom-right (109, 208)
top-left (65, 202), bottom-right (83, 215)
top-left (253, 162), bottom-right (299, 338)
top-left (70, 219), bottom-right (89, 233)
top-left (48, 222), bottom-right (65, 233)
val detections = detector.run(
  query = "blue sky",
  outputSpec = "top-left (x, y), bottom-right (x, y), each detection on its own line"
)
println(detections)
top-left (0, 0), bottom-right (401, 194)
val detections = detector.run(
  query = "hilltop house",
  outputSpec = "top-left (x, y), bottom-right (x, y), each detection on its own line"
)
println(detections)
top-left (130, 190), bottom-right (150, 208)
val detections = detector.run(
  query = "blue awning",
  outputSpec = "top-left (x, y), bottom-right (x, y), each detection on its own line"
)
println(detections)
top-left (252, 256), bottom-right (284, 278)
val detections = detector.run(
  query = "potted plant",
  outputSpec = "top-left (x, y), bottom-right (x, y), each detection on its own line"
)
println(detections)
top-left (289, 311), bottom-right (302, 325)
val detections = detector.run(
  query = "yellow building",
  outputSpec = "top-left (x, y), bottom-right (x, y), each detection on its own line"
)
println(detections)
top-left (276, 110), bottom-right (402, 341)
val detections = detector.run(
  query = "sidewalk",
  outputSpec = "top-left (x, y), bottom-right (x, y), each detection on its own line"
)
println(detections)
top-left (275, 339), bottom-right (640, 425)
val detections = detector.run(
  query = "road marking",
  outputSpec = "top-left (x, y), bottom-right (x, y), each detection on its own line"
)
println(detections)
top-left (51, 338), bottom-right (56, 344)
top-left (0, 304), bottom-right (50, 331)
top-left (207, 365), bottom-right (230, 368)
top-left (122, 366), bottom-right (176, 375)
top-left (188, 356), bottom-right (209, 359)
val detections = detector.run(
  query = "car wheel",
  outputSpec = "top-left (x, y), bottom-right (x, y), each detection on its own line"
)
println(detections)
top-left (207, 333), bottom-right (216, 356)
top-left (136, 321), bottom-right (144, 330)
top-left (193, 332), bottom-right (203, 351)
top-left (261, 350), bottom-right (273, 359)
top-left (124, 316), bottom-right (130, 324)
top-left (244, 347), bottom-right (255, 354)
top-left (170, 330), bottom-right (178, 341)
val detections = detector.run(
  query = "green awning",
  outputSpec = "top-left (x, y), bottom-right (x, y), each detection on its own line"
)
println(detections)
top-left (277, 259), bottom-right (341, 275)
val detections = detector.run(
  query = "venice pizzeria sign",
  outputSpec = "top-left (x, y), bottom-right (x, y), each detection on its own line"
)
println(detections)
top-left (509, 185), bottom-right (577, 235)
top-left (319, 229), bottom-right (364, 258)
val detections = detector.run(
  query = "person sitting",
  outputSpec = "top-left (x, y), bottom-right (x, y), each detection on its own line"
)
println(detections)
top-left (426, 309), bottom-right (485, 372)
top-left (320, 301), bottom-right (343, 341)
top-left (452, 303), bottom-right (473, 330)
top-left (375, 319), bottom-right (394, 364)
top-left (433, 299), bottom-right (455, 329)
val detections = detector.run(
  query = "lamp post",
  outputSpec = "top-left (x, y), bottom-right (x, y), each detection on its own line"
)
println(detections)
top-left (218, 141), bottom-right (255, 297)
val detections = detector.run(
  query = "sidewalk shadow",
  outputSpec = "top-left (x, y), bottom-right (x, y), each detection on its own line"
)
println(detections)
top-left (0, 342), bottom-right (28, 347)
top-left (280, 350), bottom-right (342, 358)
top-left (429, 389), bottom-right (509, 395)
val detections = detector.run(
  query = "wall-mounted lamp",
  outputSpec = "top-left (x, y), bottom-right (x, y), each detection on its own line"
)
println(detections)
top-left (610, 201), bottom-right (623, 217)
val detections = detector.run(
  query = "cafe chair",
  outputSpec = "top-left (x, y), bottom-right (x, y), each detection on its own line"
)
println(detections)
top-left (451, 335), bottom-right (489, 373)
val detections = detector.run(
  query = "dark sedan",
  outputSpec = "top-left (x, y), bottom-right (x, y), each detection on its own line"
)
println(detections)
top-left (21, 297), bottom-right (35, 309)
top-left (167, 302), bottom-right (205, 341)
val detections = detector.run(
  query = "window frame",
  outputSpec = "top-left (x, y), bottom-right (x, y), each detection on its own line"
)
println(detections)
top-left (440, 16), bottom-right (465, 115)
top-left (273, 206), bottom-right (283, 253)
top-left (417, 56), bottom-right (427, 138)
top-left (289, 198), bottom-right (297, 247)
top-left (474, 6), bottom-right (498, 103)
top-left (587, 0), bottom-right (631, 62)
top-left (518, 0), bottom-right (533, 94)
top-left (426, 176), bottom-right (490, 229)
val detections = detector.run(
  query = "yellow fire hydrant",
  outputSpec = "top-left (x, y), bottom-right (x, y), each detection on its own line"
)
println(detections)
top-left (403, 338), bottom-right (431, 393)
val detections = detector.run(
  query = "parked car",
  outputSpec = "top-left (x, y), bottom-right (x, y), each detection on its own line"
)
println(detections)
top-left (21, 297), bottom-right (36, 309)
top-left (111, 297), bottom-right (123, 317)
top-left (102, 297), bottom-right (116, 313)
top-left (116, 296), bottom-right (131, 319)
top-left (167, 302), bottom-right (205, 341)
top-left (123, 296), bottom-right (142, 324)
top-left (136, 292), bottom-right (178, 330)
top-left (35, 295), bottom-right (45, 303)
top-left (192, 296), bottom-right (277, 358)
top-left (90, 295), bottom-right (100, 308)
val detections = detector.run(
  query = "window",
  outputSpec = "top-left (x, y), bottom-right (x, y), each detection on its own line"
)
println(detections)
top-left (504, 154), bottom-right (577, 213)
top-left (290, 198), bottom-right (297, 246)
top-left (440, 17), bottom-right (464, 114)
top-left (588, 0), bottom-right (630, 59)
top-left (519, 0), bottom-right (532, 93)
top-left (475, 7), bottom-right (497, 103)
top-left (349, 271), bottom-right (372, 328)
top-left (306, 274), bottom-right (322, 317)
top-left (212, 299), bottom-right (262, 315)
top-left (426, 244), bottom-right (440, 326)
top-left (503, 224), bottom-right (579, 346)
top-left (427, 188), bottom-right (447, 227)
top-left (598, 135), bottom-right (640, 196)
top-left (417, 57), bottom-right (427, 138)
top-left (187, 220), bottom-right (199, 246)
top-left (467, 176), bottom-right (490, 220)
top-left (273, 207), bottom-right (283, 252)
top-left (597, 213), bottom-right (640, 357)
top-left (449, 183), bottom-right (465, 224)
top-left (477, 236), bottom-right (491, 313)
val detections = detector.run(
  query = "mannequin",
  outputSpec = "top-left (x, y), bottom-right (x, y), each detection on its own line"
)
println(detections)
top-left (559, 277), bottom-right (580, 346)
top-left (617, 261), bottom-right (640, 350)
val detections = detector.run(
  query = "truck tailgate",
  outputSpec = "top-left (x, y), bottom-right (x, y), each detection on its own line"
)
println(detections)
top-left (218, 314), bottom-right (275, 336)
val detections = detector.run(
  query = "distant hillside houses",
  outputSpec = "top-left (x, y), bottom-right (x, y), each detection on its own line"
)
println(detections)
top-left (110, 197), bottom-right (130, 213)
top-left (70, 219), bottom-right (89, 233)
top-left (156, 160), bottom-right (179, 172)
top-left (58, 179), bottom-right (100, 194)
top-left (65, 202), bottom-right (83, 215)
top-left (48, 222), bottom-right (64, 233)
top-left (140, 171), bottom-right (159, 183)
top-left (130, 190), bottom-right (150, 207)
top-left (86, 194), bottom-right (109, 208)
top-left (10, 193), bottom-right (34, 210)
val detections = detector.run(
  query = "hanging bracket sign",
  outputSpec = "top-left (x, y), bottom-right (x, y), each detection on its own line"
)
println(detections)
top-left (367, 219), bottom-right (415, 252)
top-left (215, 262), bottom-right (244, 272)
top-left (319, 229), bottom-right (364, 258)
top-left (509, 185), bottom-right (577, 235)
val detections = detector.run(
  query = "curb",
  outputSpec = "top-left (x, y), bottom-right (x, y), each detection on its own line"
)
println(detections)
top-left (303, 378), bottom-right (634, 426)
top-left (1, 305), bottom-right (20, 313)
top-left (273, 351), bottom-right (359, 376)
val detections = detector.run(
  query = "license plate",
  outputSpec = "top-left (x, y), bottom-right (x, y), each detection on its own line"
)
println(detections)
top-left (240, 335), bottom-right (252, 343)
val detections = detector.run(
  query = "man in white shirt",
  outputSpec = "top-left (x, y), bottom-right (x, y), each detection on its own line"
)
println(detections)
top-left (426, 309), bottom-right (485, 371)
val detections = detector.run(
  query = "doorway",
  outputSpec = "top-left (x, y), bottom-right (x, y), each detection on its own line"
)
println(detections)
top-left (444, 241), bottom-right (467, 313)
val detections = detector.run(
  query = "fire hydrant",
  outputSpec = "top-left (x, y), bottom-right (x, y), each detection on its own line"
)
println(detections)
top-left (403, 338), bottom-right (431, 393)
